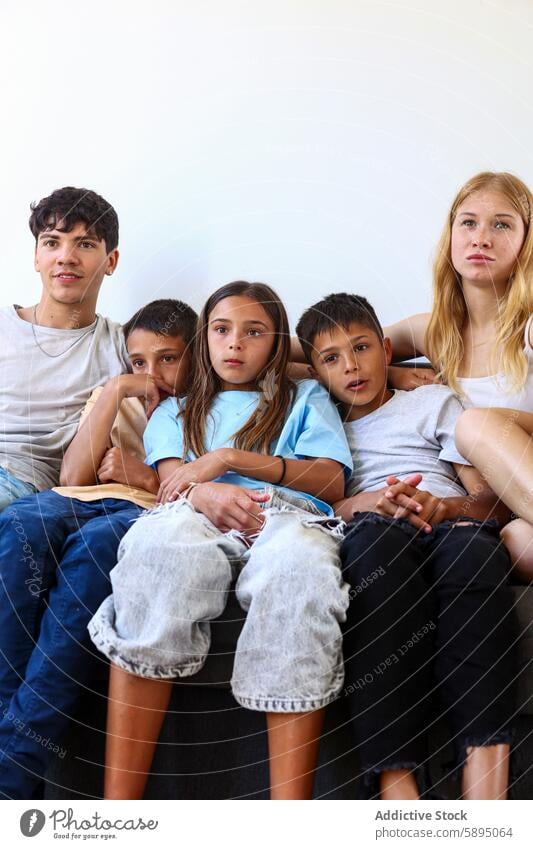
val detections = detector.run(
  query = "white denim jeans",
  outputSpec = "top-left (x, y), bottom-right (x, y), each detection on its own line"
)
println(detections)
top-left (89, 488), bottom-right (350, 712)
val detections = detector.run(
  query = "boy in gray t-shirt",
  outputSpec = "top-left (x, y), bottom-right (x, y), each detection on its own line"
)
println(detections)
top-left (0, 187), bottom-right (129, 510)
top-left (296, 293), bottom-right (516, 801)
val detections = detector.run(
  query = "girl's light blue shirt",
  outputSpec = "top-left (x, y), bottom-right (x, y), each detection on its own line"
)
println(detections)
top-left (144, 379), bottom-right (352, 515)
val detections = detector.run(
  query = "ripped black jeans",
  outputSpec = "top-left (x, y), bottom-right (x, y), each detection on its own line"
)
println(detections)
top-left (340, 512), bottom-right (518, 791)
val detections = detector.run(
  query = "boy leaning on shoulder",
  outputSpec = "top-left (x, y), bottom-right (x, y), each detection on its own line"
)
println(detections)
top-left (296, 293), bottom-right (517, 801)
top-left (0, 298), bottom-right (196, 800)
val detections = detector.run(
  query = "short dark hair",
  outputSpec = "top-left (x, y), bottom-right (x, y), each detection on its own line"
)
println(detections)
top-left (122, 299), bottom-right (198, 346)
top-left (296, 292), bottom-right (384, 364)
top-left (29, 187), bottom-right (119, 253)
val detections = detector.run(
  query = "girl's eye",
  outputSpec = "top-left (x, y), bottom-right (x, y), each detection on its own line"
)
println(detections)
top-left (460, 219), bottom-right (476, 228)
top-left (247, 328), bottom-right (262, 336)
top-left (213, 326), bottom-right (227, 334)
top-left (162, 355), bottom-right (177, 363)
top-left (494, 220), bottom-right (510, 230)
top-left (131, 360), bottom-right (145, 368)
top-left (354, 345), bottom-right (368, 352)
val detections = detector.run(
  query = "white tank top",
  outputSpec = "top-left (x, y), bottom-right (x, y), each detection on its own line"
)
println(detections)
top-left (456, 316), bottom-right (533, 412)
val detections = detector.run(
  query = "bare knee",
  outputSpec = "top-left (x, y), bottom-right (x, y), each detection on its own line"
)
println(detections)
top-left (455, 408), bottom-right (494, 458)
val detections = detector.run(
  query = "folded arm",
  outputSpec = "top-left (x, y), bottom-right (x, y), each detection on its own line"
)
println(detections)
top-left (156, 448), bottom-right (345, 505)
top-left (60, 374), bottom-right (171, 487)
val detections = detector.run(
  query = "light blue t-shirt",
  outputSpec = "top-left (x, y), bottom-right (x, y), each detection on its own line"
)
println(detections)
top-left (144, 379), bottom-right (352, 515)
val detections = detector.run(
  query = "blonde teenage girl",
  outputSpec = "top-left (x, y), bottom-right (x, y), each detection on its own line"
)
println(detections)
top-left (385, 172), bottom-right (533, 579)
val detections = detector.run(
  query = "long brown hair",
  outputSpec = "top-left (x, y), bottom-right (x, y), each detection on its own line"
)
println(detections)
top-left (181, 281), bottom-right (294, 458)
top-left (426, 171), bottom-right (533, 394)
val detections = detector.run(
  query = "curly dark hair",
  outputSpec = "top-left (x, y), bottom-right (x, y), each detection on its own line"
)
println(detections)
top-left (29, 186), bottom-right (119, 253)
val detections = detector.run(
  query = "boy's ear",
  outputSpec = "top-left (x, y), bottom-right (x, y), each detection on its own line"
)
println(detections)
top-left (308, 361), bottom-right (328, 386)
top-left (383, 336), bottom-right (393, 365)
top-left (105, 248), bottom-right (119, 275)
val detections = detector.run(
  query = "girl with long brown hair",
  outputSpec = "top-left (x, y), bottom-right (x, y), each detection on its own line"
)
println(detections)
top-left (89, 280), bottom-right (353, 799)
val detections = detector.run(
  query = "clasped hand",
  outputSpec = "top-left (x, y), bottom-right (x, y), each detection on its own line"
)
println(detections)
top-left (374, 473), bottom-right (449, 532)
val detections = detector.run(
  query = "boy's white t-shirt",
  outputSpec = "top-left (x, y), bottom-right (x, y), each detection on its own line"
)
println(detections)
top-left (344, 385), bottom-right (469, 499)
top-left (0, 305), bottom-right (129, 491)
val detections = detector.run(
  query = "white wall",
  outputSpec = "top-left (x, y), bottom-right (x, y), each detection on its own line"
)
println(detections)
top-left (2, 0), bottom-right (532, 328)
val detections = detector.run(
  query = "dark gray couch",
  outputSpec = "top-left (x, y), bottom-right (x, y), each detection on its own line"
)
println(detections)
top-left (43, 584), bottom-right (533, 800)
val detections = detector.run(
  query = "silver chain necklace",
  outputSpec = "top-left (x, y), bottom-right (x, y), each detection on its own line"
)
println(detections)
top-left (31, 304), bottom-right (99, 358)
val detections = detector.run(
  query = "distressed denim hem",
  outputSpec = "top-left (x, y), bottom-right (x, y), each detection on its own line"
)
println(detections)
top-left (358, 760), bottom-right (425, 799)
top-left (225, 503), bottom-right (346, 548)
top-left (446, 729), bottom-right (515, 782)
top-left (88, 618), bottom-right (206, 680)
top-left (232, 690), bottom-right (339, 713)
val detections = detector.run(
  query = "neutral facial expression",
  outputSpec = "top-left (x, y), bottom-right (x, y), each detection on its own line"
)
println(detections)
top-left (311, 321), bottom-right (392, 421)
top-left (34, 220), bottom-right (119, 306)
top-left (207, 295), bottom-right (276, 391)
top-left (451, 190), bottom-right (526, 293)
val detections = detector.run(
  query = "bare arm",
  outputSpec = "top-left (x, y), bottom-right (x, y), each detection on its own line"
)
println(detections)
top-left (384, 313), bottom-right (431, 362)
top-left (451, 463), bottom-right (511, 524)
top-left (156, 448), bottom-right (346, 505)
top-left (60, 373), bottom-right (172, 486)
top-left (288, 362), bottom-right (313, 380)
top-left (61, 381), bottom-right (122, 485)
top-left (95, 447), bottom-right (160, 494)
top-left (334, 489), bottom-right (387, 522)
top-left (156, 458), bottom-right (183, 480)
top-left (291, 336), bottom-right (306, 364)
top-left (388, 365), bottom-right (437, 391)
top-left (291, 326), bottom-right (435, 389)
top-left (226, 449), bottom-right (345, 504)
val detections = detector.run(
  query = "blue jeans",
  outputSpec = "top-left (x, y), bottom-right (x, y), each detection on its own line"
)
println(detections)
top-left (90, 491), bottom-right (349, 712)
top-left (0, 467), bottom-right (38, 513)
top-left (0, 491), bottom-right (142, 799)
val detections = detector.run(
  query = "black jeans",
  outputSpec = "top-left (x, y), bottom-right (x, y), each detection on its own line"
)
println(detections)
top-left (340, 513), bottom-right (518, 789)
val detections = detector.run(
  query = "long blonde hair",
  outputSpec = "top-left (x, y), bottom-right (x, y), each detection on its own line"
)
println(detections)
top-left (181, 281), bottom-right (294, 459)
top-left (426, 172), bottom-right (533, 393)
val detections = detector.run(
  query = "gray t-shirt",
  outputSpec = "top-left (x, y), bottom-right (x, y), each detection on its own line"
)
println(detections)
top-left (344, 386), bottom-right (469, 499)
top-left (0, 305), bottom-right (129, 491)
